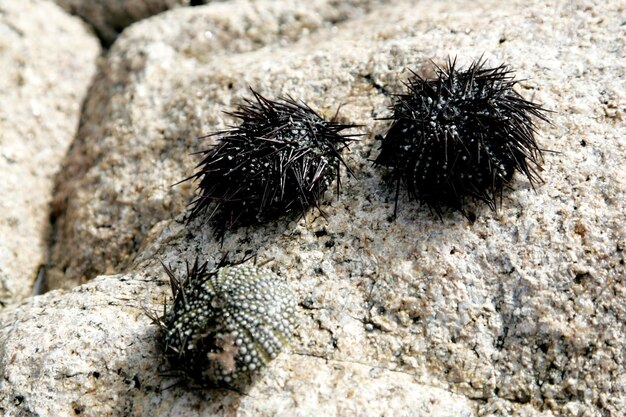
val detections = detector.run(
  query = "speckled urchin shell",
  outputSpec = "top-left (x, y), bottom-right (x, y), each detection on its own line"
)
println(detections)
top-left (375, 58), bottom-right (550, 215)
top-left (185, 89), bottom-right (357, 233)
top-left (154, 260), bottom-right (297, 388)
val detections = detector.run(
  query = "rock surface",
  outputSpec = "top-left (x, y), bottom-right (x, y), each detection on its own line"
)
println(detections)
top-left (0, 0), bottom-right (100, 307)
top-left (2, 0), bottom-right (625, 416)
top-left (47, 0), bottom-right (389, 290)
top-left (54, 0), bottom-right (209, 45)
top-left (0, 273), bottom-right (475, 417)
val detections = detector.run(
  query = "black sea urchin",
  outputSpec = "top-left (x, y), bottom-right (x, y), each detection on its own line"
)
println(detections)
top-left (186, 90), bottom-right (357, 231)
top-left (151, 259), bottom-right (296, 389)
top-left (374, 58), bottom-right (550, 215)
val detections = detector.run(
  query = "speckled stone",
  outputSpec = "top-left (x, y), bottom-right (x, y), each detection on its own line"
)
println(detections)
top-left (2, 0), bottom-right (624, 416)
top-left (47, 0), bottom-right (388, 290)
top-left (54, 0), bottom-right (209, 45)
top-left (0, 0), bottom-right (100, 308)
top-left (0, 273), bottom-right (476, 417)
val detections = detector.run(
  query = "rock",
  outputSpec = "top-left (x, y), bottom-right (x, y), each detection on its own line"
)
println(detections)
top-left (47, 0), bottom-right (390, 290)
top-left (0, 0), bottom-right (100, 307)
top-left (5, 0), bottom-right (624, 415)
top-left (54, 0), bottom-right (209, 46)
top-left (53, 0), bottom-right (383, 46)
top-left (0, 272), bottom-right (475, 417)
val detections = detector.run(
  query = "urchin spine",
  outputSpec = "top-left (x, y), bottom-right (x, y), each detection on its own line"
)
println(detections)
top-left (375, 58), bottom-right (550, 215)
top-left (185, 89), bottom-right (357, 232)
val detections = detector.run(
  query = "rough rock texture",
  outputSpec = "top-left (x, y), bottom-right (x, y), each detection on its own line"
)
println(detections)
top-left (54, 0), bottom-right (384, 46)
top-left (54, 0), bottom-right (210, 45)
top-left (0, 0), bottom-right (100, 307)
top-left (47, 0), bottom-right (389, 290)
top-left (2, 0), bottom-right (625, 416)
top-left (0, 273), bottom-right (475, 416)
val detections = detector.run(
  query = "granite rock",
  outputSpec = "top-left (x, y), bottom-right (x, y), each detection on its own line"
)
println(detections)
top-left (53, 0), bottom-right (384, 47)
top-left (47, 0), bottom-right (390, 290)
top-left (0, 272), bottom-right (476, 417)
top-left (54, 0), bottom-right (209, 45)
top-left (0, 0), bottom-right (100, 307)
top-left (2, 0), bottom-right (625, 416)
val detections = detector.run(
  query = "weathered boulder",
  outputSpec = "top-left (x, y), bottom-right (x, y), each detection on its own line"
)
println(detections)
top-left (0, 0), bottom-right (99, 307)
top-left (2, 0), bottom-right (624, 415)
top-left (53, 0), bottom-right (386, 46)
top-left (47, 0), bottom-right (392, 290)
top-left (0, 272), bottom-right (475, 416)
top-left (54, 0), bottom-right (208, 45)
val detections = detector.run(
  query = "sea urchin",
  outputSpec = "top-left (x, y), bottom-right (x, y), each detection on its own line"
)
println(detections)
top-left (186, 90), bottom-right (357, 231)
top-left (151, 259), bottom-right (297, 389)
top-left (374, 58), bottom-right (550, 215)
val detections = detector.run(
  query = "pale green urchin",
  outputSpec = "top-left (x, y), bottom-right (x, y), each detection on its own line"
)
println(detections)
top-left (151, 259), bottom-right (297, 388)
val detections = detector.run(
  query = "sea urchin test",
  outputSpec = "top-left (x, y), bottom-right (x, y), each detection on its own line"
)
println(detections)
top-left (152, 260), bottom-right (296, 388)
